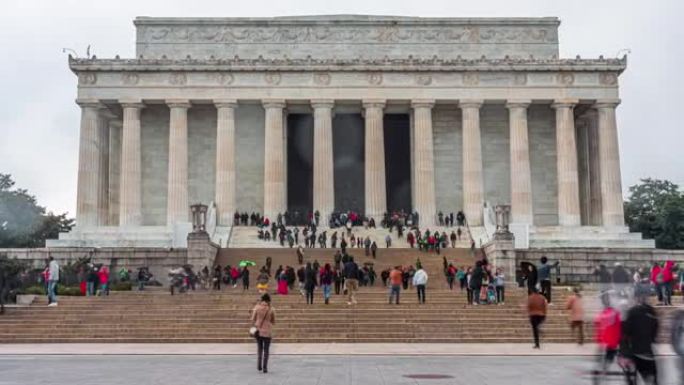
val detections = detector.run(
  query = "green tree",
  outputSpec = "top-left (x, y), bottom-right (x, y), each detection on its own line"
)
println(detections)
top-left (0, 254), bottom-right (28, 314)
top-left (624, 178), bottom-right (684, 249)
top-left (0, 173), bottom-right (74, 248)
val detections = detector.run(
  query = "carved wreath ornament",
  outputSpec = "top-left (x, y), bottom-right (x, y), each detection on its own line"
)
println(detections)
top-left (169, 72), bottom-right (187, 85)
top-left (367, 73), bottom-right (383, 85)
top-left (264, 73), bottom-right (281, 85)
top-left (79, 73), bottom-right (97, 85)
top-left (313, 72), bottom-right (331, 85)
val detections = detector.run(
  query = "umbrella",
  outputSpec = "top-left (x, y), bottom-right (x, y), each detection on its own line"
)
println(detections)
top-left (239, 260), bottom-right (256, 267)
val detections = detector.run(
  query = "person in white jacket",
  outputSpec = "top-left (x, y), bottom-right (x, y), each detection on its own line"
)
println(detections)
top-left (412, 267), bottom-right (428, 304)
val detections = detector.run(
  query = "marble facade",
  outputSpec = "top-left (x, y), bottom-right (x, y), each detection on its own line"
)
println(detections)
top-left (49, 15), bottom-right (652, 248)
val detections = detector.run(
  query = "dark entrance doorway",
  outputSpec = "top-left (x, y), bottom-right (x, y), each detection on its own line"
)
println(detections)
top-left (286, 114), bottom-right (313, 220)
top-left (384, 114), bottom-right (412, 213)
top-left (333, 113), bottom-right (365, 213)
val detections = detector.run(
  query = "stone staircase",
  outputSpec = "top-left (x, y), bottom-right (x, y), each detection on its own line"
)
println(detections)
top-left (227, 225), bottom-right (478, 249)
top-left (528, 226), bottom-right (656, 249)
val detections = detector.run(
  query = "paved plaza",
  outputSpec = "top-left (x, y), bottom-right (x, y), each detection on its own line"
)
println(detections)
top-left (1, 354), bottom-right (682, 385)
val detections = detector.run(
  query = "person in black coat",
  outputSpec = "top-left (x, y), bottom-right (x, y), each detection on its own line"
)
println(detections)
top-left (304, 263), bottom-right (317, 305)
top-left (622, 289), bottom-right (659, 385)
top-left (242, 267), bottom-right (250, 291)
top-left (470, 261), bottom-right (484, 304)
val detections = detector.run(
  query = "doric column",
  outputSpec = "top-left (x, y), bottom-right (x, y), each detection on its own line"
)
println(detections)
top-left (108, 120), bottom-right (122, 226)
top-left (460, 99), bottom-right (484, 226)
top-left (506, 100), bottom-right (533, 224)
top-left (214, 100), bottom-right (237, 226)
top-left (312, 99), bottom-right (335, 222)
top-left (119, 100), bottom-right (145, 226)
top-left (552, 99), bottom-right (581, 226)
top-left (587, 110), bottom-right (603, 225)
top-left (595, 99), bottom-right (625, 226)
top-left (262, 100), bottom-right (286, 221)
top-left (166, 100), bottom-right (191, 225)
top-left (363, 100), bottom-right (386, 222)
top-left (97, 111), bottom-right (113, 226)
top-left (411, 100), bottom-right (436, 226)
top-left (75, 99), bottom-right (103, 227)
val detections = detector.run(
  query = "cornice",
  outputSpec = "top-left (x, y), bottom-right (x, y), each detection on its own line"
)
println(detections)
top-left (69, 56), bottom-right (627, 74)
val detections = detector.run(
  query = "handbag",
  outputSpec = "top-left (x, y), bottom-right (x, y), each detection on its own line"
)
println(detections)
top-left (249, 326), bottom-right (259, 338)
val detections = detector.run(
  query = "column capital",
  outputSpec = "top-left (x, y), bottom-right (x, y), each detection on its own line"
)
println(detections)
top-left (100, 109), bottom-right (118, 120)
top-left (362, 99), bottom-right (386, 109)
top-left (459, 99), bottom-right (484, 109)
top-left (214, 99), bottom-right (238, 109)
top-left (411, 99), bottom-right (435, 109)
top-left (505, 99), bottom-right (532, 109)
top-left (551, 99), bottom-right (579, 109)
top-left (119, 99), bottom-right (145, 109)
top-left (75, 98), bottom-right (103, 109)
top-left (262, 99), bottom-right (286, 109)
top-left (311, 99), bottom-right (335, 109)
top-left (594, 98), bottom-right (621, 109)
top-left (166, 99), bottom-right (192, 109)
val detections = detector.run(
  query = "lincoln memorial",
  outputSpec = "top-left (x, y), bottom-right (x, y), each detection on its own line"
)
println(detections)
top-left (48, 15), bottom-right (653, 249)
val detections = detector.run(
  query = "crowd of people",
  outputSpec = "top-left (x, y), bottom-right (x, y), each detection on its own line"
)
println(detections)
top-left (594, 260), bottom-right (683, 306)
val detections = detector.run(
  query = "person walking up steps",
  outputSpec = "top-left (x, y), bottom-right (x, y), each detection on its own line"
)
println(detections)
top-left (320, 263), bottom-right (333, 304)
top-left (527, 288), bottom-right (547, 349)
top-left (304, 262), bottom-right (317, 305)
top-left (46, 256), bottom-right (59, 307)
top-left (389, 266), bottom-right (403, 305)
top-left (251, 293), bottom-right (275, 374)
top-left (413, 265), bottom-right (428, 304)
top-left (344, 257), bottom-right (359, 305)
top-left (538, 256), bottom-right (559, 304)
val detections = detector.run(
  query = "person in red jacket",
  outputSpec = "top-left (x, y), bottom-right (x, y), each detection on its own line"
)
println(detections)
top-left (662, 261), bottom-right (675, 306)
top-left (98, 266), bottom-right (110, 296)
top-left (594, 294), bottom-right (622, 377)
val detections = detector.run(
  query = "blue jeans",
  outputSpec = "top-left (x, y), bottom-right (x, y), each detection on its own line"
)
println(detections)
top-left (322, 284), bottom-right (331, 299)
top-left (47, 280), bottom-right (58, 304)
top-left (389, 285), bottom-right (401, 304)
top-left (87, 282), bottom-right (95, 296)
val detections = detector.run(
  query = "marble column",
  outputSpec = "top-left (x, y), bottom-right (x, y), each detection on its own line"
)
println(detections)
top-left (460, 100), bottom-right (484, 226)
top-left (411, 100), bottom-right (436, 226)
top-left (551, 99), bottom-right (581, 226)
top-left (587, 110), bottom-right (603, 225)
top-left (97, 112), bottom-right (112, 226)
top-left (595, 99), bottom-right (625, 226)
top-left (506, 100), bottom-right (533, 225)
top-left (312, 100), bottom-right (335, 222)
top-left (166, 100), bottom-right (191, 225)
top-left (119, 100), bottom-right (145, 226)
top-left (75, 99), bottom-right (103, 227)
top-left (108, 120), bottom-right (122, 226)
top-left (214, 100), bottom-right (237, 226)
top-left (363, 100), bottom-right (387, 223)
top-left (263, 100), bottom-right (286, 221)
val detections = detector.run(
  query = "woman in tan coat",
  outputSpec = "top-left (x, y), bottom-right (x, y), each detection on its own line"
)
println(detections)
top-left (251, 293), bottom-right (276, 373)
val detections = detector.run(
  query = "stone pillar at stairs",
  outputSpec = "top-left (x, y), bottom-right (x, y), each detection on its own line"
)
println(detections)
top-left (506, 100), bottom-right (533, 225)
top-left (119, 100), bottom-right (145, 226)
top-left (363, 100), bottom-right (387, 223)
top-left (312, 100), bottom-right (335, 224)
top-left (411, 100), bottom-right (436, 227)
top-left (595, 99), bottom-right (625, 227)
top-left (214, 100), bottom-right (238, 226)
top-left (75, 99), bottom-right (103, 227)
top-left (460, 99), bottom-right (484, 226)
top-left (551, 99), bottom-right (581, 227)
top-left (262, 100), bottom-right (287, 221)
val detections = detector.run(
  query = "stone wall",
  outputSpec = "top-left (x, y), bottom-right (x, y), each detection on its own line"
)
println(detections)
top-left (518, 248), bottom-right (684, 284)
top-left (528, 104), bottom-right (558, 225)
top-left (188, 105), bottom-right (217, 206)
top-left (141, 105), bottom-right (169, 225)
top-left (235, 104), bottom-right (265, 213)
top-left (481, 105), bottom-right (510, 207)
top-left (433, 106), bottom-right (463, 214)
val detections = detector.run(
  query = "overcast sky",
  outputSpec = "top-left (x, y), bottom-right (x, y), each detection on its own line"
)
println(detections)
top-left (0, 0), bottom-right (682, 216)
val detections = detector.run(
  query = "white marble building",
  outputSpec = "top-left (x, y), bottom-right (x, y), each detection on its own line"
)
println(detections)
top-left (49, 15), bottom-right (653, 248)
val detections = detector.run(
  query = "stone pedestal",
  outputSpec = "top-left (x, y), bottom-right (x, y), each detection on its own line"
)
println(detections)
top-left (166, 100), bottom-right (191, 225)
top-left (363, 100), bottom-right (387, 222)
top-left (214, 100), bottom-right (237, 226)
top-left (595, 99), bottom-right (625, 227)
top-left (186, 232), bottom-right (219, 271)
top-left (552, 99), bottom-right (581, 226)
top-left (312, 100), bottom-right (335, 223)
top-left (75, 99), bottom-right (103, 227)
top-left (263, 100), bottom-right (286, 221)
top-left (506, 100), bottom-right (533, 225)
top-left (460, 100), bottom-right (484, 226)
top-left (411, 100), bottom-right (436, 226)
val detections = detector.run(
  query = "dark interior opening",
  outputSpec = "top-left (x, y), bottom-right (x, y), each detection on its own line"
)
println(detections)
top-left (384, 114), bottom-right (412, 213)
top-left (286, 114), bottom-right (313, 218)
top-left (333, 113), bottom-right (365, 214)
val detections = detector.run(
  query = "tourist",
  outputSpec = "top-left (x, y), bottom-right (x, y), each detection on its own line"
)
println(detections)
top-left (296, 245), bottom-right (304, 265)
top-left (446, 264), bottom-right (456, 290)
top-left (565, 287), bottom-right (584, 345)
top-left (594, 293), bottom-right (622, 378)
top-left (494, 268), bottom-right (505, 304)
top-left (231, 266), bottom-right (240, 288)
top-left (343, 257), bottom-right (359, 305)
top-left (242, 267), bottom-right (250, 291)
top-left (86, 265), bottom-right (99, 296)
top-left (277, 268), bottom-right (288, 295)
top-left (385, 234), bottom-right (392, 248)
top-left (537, 256), bottom-right (559, 304)
top-left (297, 266), bottom-right (306, 296)
top-left (46, 256), bottom-right (59, 306)
top-left (256, 268), bottom-right (270, 294)
top-left (389, 266), bottom-right (403, 305)
top-left (304, 262), bottom-right (317, 305)
top-left (320, 263), bottom-right (333, 304)
top-left (251, 293), bottom-right (275, 373)
top-left (98, 266), bottom-right (110, 296)
top-left (380, 268), bottom-right (390, 287)
top-left (333, 267), bottom-right (342, 295)
top-left (413, 265), bottom-right (428, 304)
top-left (527, 288), bottom-right (547, 349)
top-left (623, 287), bottom-right (659, 385)
top-left (470, 261), bottom-right (484, 305)
top-left (662, 261), bottom-right (676, 306)
top-left (371, 241), bottom-right (378, 258)
top-left (213, 266), bottom-right (222, 290)
top-left (137, 267), bottom-right (150, 291)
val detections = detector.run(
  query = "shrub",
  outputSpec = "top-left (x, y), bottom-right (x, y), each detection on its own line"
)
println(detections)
top-left (109, 282), bottom-right (132, 291)
top-left (19, 286), bottom-right (45, 295)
